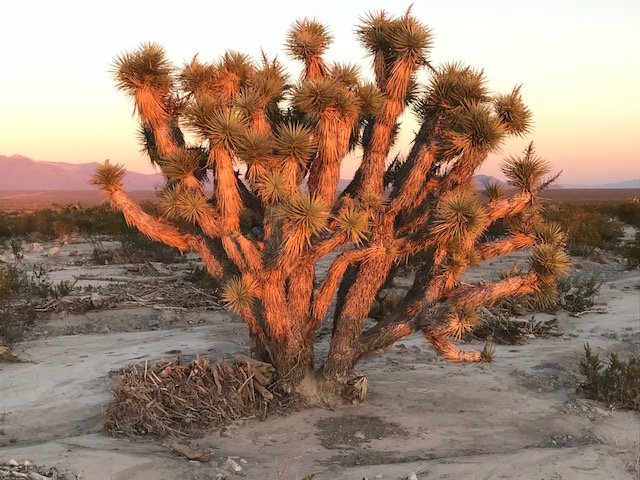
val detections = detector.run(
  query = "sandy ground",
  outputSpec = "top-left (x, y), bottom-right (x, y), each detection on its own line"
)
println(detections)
top-left (1, 239), bottom-right (639, 479)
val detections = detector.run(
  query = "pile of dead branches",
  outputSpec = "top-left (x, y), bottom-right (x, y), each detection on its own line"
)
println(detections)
top-left (103, 354), bottom-right (295, 437)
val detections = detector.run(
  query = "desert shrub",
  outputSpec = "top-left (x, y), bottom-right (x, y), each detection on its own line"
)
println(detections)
top-left (579, 343), bottom-right (640, 410)
top-left (0, 263), bottom-right (60, 345)
top-left (0, 262), bottom-right (72, 345)
top-left (0, 303), bottom-right (38, 346)
top-left (52, 219), bottom-right (78, 241)
top-left (557, 274), bottom-right (602, 312)
top-left (0, 204), bottom-right (140, 240)
top-left (9, 238), bottom-right (24, 263)
top-left (603, 201), bottom-right (640, 229)
top-left (544, 204), bottom-right (624, 256)
top-left (622, 232), bottom-right (640, 269)
top-left (0, 216), bottom-right (13, 239)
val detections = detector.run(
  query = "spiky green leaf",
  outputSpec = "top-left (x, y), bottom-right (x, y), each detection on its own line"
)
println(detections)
top-left (273, 123), bottom-right (316, 164)
top-left (484, 180), bottom-right (507, 201)
top-left (256, 171), bottom-right (288, 204)
top-left (433, 190), bottom-right (488, 242)
top-left (112, 42), bottom-right (173, 95)
top-left (176, 189), bottom-right (210, 223)
top-left (198, 108), bottom-right (248, 151)
top-left (336, 207), bottom-right (370, 245)
top-left (530, 243), bottom-right (571, 278)
top-left (91, 161), bottom-right (126, 190)
top-left (501, 143), bottom-right (551, 192)
top-left (444, 101), bottom-right (505, 159)
top-left (221, 277), bottom-right (256, 313)
top-left (494, 86), bottom-right (532, 137)
top-left (160, 148), bottom-right (202, 184)
top-left (285, 19), bottom-right (333, 61)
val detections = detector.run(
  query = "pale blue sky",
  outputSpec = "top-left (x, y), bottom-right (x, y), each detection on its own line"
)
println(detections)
top-left (2, 0), bottom-right (639, 184)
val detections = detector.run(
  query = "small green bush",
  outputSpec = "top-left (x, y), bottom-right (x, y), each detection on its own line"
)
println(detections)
top-left (557, 275), bottom-right (602, 312)
top-left (622, 232), bottom-right (640, 269)
top-left (543, 204), bottom-right (624, 256)
top-left (604, 201), bottom-right (640, 229)
top-left (0, 262), bottom-right (72, 345)
top-left (0, 303), bottom-right (38, 346)
top-left (579, 343), bottom-right (640, 410)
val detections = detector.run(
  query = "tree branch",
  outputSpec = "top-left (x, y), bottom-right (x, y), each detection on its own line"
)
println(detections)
top-left (106, 188), bottom-right (224, 278)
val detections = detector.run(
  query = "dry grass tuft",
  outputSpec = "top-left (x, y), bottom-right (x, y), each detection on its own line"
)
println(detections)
top-left (103, 355), bottom-right (296, 437)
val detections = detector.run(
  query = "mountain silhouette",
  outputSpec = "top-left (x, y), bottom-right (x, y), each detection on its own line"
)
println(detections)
top-left (0, 155), bottom-right (164, 191)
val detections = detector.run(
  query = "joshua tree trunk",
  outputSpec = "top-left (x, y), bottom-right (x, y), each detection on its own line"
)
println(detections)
top-left (95, 9), bottom-right (569, 405)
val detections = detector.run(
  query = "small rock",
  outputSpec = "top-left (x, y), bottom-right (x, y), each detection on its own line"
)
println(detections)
top-left (239, 459), bottom-right (248, 464)
top-left (101, 327), bottom-right (110, 334)
top-left (48, 246), bottom-right (61, 257)
top-left (148, 319), bottom-right (160, 328)
top-left (8, 459), bottom-right (19, 466)
top-left (225, 458), bottom-right (242, 472)
top-left (594, 406), bottom-right (611, 417)
top-left (91, 293), bottom-right (104, 308)
top-left (29, 243), bottom-right (44, 253)
top-left (353, 431), bottom-right (365, 440)
top-left (407, 474), bottom-right (418, 480)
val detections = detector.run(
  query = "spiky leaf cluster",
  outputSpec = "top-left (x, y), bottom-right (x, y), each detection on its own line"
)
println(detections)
top-left (239, 130), bottom-right (272, 162)
top-left (179, 56), bottom-right (217, 99)
top-left (113, 42), bottom-right (173, 95)
top-left (281, 193), bottom-right (329, 235)
top-left (256, 172), bottom-right (288, 204)
top-left (484, 180), bottom-right (508, 201)
top-left (502, 143), bottom-right (551, 192)
top-left (445, 307), bottom-right (479, 340)
top-left (433, 190), bottom-right (488, 244)
top-left (273, 123), bottom-right (316, 164)
top-left (444, 102), bottom-right (505, 160)
top-left (294, 77), bottom-right (360, 117)
top-left (280, 193), bottom-right (330, 254)
top-left (160, 148), bottom-right (203, 187)
top-left (357, 83), bottom-right (385, 117)
top-left (336, 207), bottom-right (369, 245)
top-left (493, 86), bottom-right (532, 137)
top-left (90, 161), bottom-right (126, 190)
top-left (357, 10), bottom-right (432, 85)
top-left (197, 108), bottom-right (247, 150)
top-left (530, 243), bottom-right (571, 278)
top-left (415, 62), bottom-right (488, 121)
top-left (251, 58), bottom-right (288, 103)
top-left (285, 19), bottom-right (333, 61)
top-left (221, 277), bottom-right (257, 314)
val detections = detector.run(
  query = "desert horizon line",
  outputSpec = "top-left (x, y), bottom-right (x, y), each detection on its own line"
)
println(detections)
top-left (2, 153), bottom-right (639, 188)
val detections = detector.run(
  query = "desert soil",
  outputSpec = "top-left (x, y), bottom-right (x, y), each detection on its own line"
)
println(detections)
top-left (1, 238), bottom-right (639, 480)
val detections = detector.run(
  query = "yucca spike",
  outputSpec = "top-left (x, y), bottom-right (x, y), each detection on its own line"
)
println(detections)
top-left (91, 160), bottom-right (126, 191)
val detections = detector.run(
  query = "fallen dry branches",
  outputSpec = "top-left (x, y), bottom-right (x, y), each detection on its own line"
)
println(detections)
top-left (103, 355), bottom-right (294, 437)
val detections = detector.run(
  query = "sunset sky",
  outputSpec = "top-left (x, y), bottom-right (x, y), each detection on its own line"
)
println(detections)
top-left (2, 0), bottom-right (638, 185)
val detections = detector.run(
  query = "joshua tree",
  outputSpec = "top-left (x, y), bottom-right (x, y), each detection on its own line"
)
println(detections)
top-left (93, 9), bottom-right (569, 404)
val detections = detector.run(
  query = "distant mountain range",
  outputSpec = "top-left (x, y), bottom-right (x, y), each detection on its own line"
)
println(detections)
top-left (0, 155), bottom-right (638, 191)
top-left (558, 179), bottom-right (640, 189)
top-left (0, 155), bottom-right (164, 191)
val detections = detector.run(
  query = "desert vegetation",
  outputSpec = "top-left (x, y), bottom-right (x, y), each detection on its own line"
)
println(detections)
top-left (88, 8), bottom-right (578, 406)
top-left (579, 343), bottom-right (640, 411)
